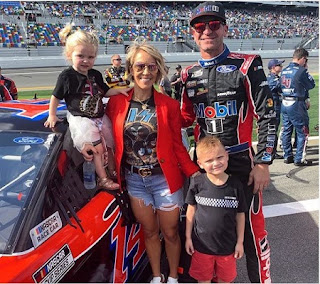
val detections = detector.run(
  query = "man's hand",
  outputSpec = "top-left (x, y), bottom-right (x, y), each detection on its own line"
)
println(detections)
top-left (80, 144), bottom-right (97, 161)
top-left (248, 164), bottom-right (270, 194)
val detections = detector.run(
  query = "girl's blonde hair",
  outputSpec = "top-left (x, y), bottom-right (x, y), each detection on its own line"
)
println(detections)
top-left (59, 24), bottom-right (99, 61)
top-left (125, 38), bottom-right (166, 84)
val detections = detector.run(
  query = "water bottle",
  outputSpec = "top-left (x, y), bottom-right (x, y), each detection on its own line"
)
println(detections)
top-left (83, 161), bottom-right (96, 190)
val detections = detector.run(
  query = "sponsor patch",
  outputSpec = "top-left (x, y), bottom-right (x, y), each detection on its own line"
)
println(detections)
top-left (196, 88), bottom-right (208, 96)
top-left (30, 211), bottom-right (62, 248)
top-left (187, 90), bottom-right (195, 97)
top-left (32, 244), bottom-right (75, 283)
top-left (217, 90), bottom-right (236, 97)
top-left (216, 65), bottom-right (237, 73)
top-left (13, 137), bottom-right (44, 145)
top-left (186, 80), bottom-right (197, 88)
top-left (254, 66), bottom-right (263, 71)
top-left (266, 98), bottom-right (273, 107)
top-left (191, 69), bottom-right (203, 78)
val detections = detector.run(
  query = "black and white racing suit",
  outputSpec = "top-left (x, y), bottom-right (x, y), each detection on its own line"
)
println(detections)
top-left (180, 45), bottom-right (277, 283)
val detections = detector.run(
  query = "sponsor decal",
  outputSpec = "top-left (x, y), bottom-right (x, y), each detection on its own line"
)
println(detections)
top-left (259, 237), bottom-right (271, 282)
top-left (266, 98), bottom-right (273, 107)
top-left (261, 124), bottom-right (276, 162)
top-left (281, 76), bottom-right (292, 88)
top-left (196, 4), bottom-right (219, 14)
top-left (216, 65), bottom-right (237, 73)
top-left (196, 88), bottom-right (208, 96)
top-left (187, 90), bottom-right (195, 97)
top-left (254, 66), bottom-right (263, 71)
top-left (32, 244), bottom-right (74, 283)
top-left (13, 137), bottom-right (45, 145)
top-left (30, 211), bottom-right (62, 248)
top-left (194, 101), bottom-right (237, 119)
top-left (191, 69), bottom-right (203, 78)
top-left (217, 90), bottom-right (236, 97)
top-left (186, 81), bottom-right (197, 88)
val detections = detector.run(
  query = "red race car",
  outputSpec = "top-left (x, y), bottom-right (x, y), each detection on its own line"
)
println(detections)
top-left (0, 99), bottom-right (153, 283)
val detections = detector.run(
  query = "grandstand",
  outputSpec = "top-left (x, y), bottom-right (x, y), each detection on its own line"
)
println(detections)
top-left (0, 1), bottom-right (318, 57)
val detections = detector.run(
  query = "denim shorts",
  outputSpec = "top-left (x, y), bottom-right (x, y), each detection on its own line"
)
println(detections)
top-left (124, 169), bottom-right (184, 211)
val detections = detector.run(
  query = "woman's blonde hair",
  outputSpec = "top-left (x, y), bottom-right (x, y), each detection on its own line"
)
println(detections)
top-left (125, 38), bottom-right (166, 84)
top-left (59, 24), bottom-right (99, 61)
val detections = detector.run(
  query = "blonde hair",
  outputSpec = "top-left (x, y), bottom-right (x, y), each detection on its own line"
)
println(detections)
top-left (196, 136), bottom-right (225, 157)
top-left (125, 38), bottom-right (166, 84)
top-left (59, 24), bottom-right (99, 61)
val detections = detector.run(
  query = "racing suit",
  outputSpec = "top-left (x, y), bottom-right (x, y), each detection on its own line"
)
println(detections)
top-left (280, 62), bottom-right (315, 163)
top-left (104, 66), bottom-right (130, 89)
top-left (180, 45), bottom-right (276, 283)
top-left (0, 75), bottom-right (18, 101)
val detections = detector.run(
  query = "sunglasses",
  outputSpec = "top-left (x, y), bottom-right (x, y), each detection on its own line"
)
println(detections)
top-left (133, 63), bottom-right (158, 72)
top-left (113, 58), bottom-right (122, 61)
top-left (193, 21), bottom-right (222, 33)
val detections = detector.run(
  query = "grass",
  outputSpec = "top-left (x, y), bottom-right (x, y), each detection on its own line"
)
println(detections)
top-left (18, 75), bottom-right (319, 141)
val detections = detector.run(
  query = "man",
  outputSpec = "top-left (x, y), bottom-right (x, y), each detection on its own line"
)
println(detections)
top-left (0, 66), bottom-right (18, 101)
top-left (280, 48), bottom-right (315, 166)
top-left (180, 2), bottom-right (277, 283)
top-left (104, 54), bottom-right (130, 88)
top-left (267, 58), bottom-right (285, 159)
top-left (170, 64), bottom-right (182, 101)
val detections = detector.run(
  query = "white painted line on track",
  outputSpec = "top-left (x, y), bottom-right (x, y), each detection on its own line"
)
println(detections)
top-left (264, 199), bottom-right (319, 218)
top-left (6, 71), bottom-right (61, 76)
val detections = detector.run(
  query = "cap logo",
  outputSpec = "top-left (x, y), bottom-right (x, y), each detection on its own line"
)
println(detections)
top-left (197, 5), bottom-right (219, 15)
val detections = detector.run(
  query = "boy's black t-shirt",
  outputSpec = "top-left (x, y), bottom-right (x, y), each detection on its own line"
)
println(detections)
top-left (53, 67), bottom-right (109, 118)
top-left (185, 174), bottom-right (247, 255)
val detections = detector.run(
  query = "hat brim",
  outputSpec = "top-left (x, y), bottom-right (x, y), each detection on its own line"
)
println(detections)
top-left (190, 13), bottom-right (226, 26)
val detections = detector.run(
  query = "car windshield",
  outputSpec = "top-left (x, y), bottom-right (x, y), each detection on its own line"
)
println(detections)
top-left (0, 131), bottom-right (56, 253)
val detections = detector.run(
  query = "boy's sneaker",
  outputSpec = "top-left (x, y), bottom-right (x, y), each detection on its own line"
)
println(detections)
top-left (284, 156), bottom-right (294, 164)
top-left (150, 274), bottom-right (165, 283)
top-left (167, 277), bottom-right (178, 283)
top-left (294, 160), bottom-right (312, 167)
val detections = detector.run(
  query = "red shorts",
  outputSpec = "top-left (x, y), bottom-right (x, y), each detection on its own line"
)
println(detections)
top-left (189, 250), bottom-right (237, 282)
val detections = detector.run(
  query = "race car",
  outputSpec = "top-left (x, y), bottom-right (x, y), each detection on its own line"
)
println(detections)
top-left (0, 99), bottom-right (152, 283)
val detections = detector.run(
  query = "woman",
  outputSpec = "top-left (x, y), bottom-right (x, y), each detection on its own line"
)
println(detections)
top-left (83, 40), bottom-right (199, 283)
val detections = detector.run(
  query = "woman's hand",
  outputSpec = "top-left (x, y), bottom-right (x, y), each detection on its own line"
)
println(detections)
top-left (80, 144), bottom-right (97, 161)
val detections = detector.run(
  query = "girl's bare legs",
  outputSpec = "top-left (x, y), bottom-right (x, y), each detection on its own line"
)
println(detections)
top-left (93, 143), bottom-right (119, 190)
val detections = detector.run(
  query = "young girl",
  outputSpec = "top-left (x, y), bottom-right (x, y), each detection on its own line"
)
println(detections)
top-left (44, 24), bottom-right (120, 190)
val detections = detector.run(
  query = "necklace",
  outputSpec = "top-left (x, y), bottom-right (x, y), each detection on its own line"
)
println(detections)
top-left (133, 96), bottom-right (152, 110)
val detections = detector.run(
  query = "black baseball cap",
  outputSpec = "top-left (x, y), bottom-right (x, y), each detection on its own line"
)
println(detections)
top-left (190, 1), bottom-right (226, 26)
top-left (176, 64), bottom-right (182, 69)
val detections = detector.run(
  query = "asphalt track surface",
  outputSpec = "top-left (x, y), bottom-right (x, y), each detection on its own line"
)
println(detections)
top-left (3, 58), bottom-right (319, 283)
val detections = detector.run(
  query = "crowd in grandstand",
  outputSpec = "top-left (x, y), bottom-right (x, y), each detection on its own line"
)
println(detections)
top-left (0, 1), bottom-right (318, 48)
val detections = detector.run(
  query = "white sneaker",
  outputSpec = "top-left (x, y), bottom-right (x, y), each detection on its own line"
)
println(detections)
top-left (150, 274), bottom-right (165, 283)
top-left (167, 276), bottom-right (178, 283)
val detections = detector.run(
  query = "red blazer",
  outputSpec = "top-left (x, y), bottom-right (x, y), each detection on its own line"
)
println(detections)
top-left (106, 88), bottom-right (199, 193)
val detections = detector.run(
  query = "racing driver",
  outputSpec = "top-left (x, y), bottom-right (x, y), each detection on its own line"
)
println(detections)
top-left (180, 2), bottom-right (277, 283)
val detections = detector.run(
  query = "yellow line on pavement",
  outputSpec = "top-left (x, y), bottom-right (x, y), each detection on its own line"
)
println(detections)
top-left (19, 86), bottom-right (54, 91)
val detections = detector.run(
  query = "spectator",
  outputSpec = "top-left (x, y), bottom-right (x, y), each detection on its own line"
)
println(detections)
top-left (0, 66), bottom-right (18, 101)
top-left (267, 58), bottom-right (285, 159)
top-left (105, 54), bottom-right (130, 89)
top-left (185, 136), bottom-right (246, 283)
top-left (170, 64), bottom-right (182, 101)
top-left (180, 2), bottom-right (276, 282)
top-left (280, 48), bottom-right (315, 166)
top-left (159, 65), bottom-right (172, 97)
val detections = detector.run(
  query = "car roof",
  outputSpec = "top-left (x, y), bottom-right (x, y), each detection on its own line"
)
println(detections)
top-left (0, 99), bottom-right (67, 133)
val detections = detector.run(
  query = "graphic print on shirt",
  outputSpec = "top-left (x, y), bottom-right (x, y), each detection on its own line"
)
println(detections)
top-left (124, 102), bottom-right (158, 166)
top-left (79, 76), bottom-right (104, 118)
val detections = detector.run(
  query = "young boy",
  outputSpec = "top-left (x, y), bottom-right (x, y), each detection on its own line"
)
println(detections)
top-left (185, 136), bottom-right (247, 283)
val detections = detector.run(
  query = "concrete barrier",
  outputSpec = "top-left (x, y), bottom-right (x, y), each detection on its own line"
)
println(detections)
top-left (1, 49), bottom-right (318, 69)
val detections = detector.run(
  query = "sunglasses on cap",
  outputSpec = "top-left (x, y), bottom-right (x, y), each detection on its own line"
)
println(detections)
top-left (193, 20), bottom-right (223, 33)
top-left (133, 63), bottom-right (158, 72)
top-left (113, 58), bottom-right (122, 61)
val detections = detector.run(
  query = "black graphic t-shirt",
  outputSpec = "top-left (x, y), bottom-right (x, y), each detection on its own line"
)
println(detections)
top-left (53, 67), bottom-right (109, 118)
top-left (123, 96), bottom-right (158, 167)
